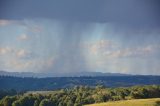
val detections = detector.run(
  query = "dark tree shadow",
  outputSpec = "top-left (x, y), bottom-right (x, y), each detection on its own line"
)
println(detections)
top-left (155, 101), bottom-right (160, 106)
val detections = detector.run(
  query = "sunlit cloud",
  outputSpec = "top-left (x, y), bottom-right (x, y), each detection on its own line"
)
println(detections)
top-left (84, 38), bottom-right (160, 74)
top-left (105, 45), bottom-right (156, 58)
top-left (0, 20), bottom-right (13, 26)
top-left (8, 59), bottom-right (32, 71)
top-left (16, 49), bottom-right (32, 59)
top-left (31, 26), bottom-right (43, 33)
top-left (88, 40), bottom-right (117, 55)
top-left (18, 34), bottom-right (29, 41)
top-left (6, 57), bottom-right (55, 72)
top-left (0, 46), bottom-right (34, 60)
top-left (87, 39), bottom-right (158, 58)
top-left (0, 47), bottom-right (13, 55)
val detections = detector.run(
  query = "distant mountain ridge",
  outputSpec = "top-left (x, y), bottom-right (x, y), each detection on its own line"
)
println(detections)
top-left (0, 75), bottom-right (160, 91)
top-left (0, 70), bottom-right (160, 91)
top-left (0, 70), bottom-right (130, 78)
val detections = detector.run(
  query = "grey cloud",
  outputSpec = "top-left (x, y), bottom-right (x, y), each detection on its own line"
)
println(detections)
top-left (0, 0), bottom-right (160, 29)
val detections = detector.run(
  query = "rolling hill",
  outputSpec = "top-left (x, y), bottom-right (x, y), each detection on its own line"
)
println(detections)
top-left (0, 75), bottom-right (160, 91)
top-left (0, 70), bottom-right (130, 78)
top-left (85, 98), bottom-right (160, 106)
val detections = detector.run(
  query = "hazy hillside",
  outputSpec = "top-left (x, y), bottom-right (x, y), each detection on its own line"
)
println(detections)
top-left (0, 71), bottom-right (130, 78)
top-left (0, 75), bottom-right (160, 91)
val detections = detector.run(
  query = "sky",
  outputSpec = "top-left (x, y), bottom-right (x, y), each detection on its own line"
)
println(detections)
top-left (0, 0), bottom-right (160, 75)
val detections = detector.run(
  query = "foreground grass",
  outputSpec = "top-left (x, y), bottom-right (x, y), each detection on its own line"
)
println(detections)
top-left (85, 98), bottom-right (160, 106)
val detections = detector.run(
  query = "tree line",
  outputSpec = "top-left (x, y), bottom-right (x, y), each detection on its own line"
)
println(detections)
top-left (0, 85), bottom-right (160, 106)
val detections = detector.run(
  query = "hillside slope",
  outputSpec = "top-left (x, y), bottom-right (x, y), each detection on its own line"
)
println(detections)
top-left (85, 98), bottom-right (160, 106)
top-left (0, 76), bottom-right (160, 91)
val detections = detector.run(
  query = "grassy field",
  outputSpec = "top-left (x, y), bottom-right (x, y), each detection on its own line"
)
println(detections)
top-left (85, 98), bottom-right (160, 106)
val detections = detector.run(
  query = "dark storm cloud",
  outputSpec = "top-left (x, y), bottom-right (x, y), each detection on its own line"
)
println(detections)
top-left (0, 0), bottom-right (160, 29)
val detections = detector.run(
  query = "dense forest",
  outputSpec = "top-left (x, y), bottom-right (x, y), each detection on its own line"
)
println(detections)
top-left (0, 85), bottom-right (160, 106)
top-left (0, 76), bottom-right (160, 91)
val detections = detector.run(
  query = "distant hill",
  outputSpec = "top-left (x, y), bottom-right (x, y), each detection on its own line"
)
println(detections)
top-left (0, 70), bottom-right (130, 78)
top-left (0, 75), bottom-right (160, 91)
top-left (0, 70), bottom-right (159, 91)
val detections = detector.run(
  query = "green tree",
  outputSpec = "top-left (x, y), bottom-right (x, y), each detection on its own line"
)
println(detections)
top-left (34, 100), bottom-right (40, 106)
top-left (39, 99), bottom-right (56, 106)
top-left (0, 96), bottom-right (17, 106)
top-left (12, 100), bottom-right (21, 106)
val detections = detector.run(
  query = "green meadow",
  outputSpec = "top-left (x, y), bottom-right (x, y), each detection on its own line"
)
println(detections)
top-left (85, 98), bottom-right (160, 106)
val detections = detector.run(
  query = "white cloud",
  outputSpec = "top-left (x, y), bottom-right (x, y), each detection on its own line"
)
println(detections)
top-left (18, 34), bottom-right (29, 41)
top-left (0, 46), bottom-right (32, 59)
top-left (0, 46), bottom-right (31, 57)
top-left (0, 46), bottom-right (53, 72)
top-left (89, 40), bottom-right (117, 55)
top-left (0, 47), bottom-right (13, 55)
top-left (84, 40), bottom-right (160, 74)
top-left (6, 57), bottom-right (55, 72)
top-left (8, 59), bottom-right (32, 70)
top-left (30, 26), bottom-right (43, 33)
top-left (16, 49), bottom-right (31, 58)
top-left (87, 39), bottom-right (158, 58)
top-left (105, 45), bottom-right (155, 58)
top-left (0, 20), bottom-right (13, 26)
